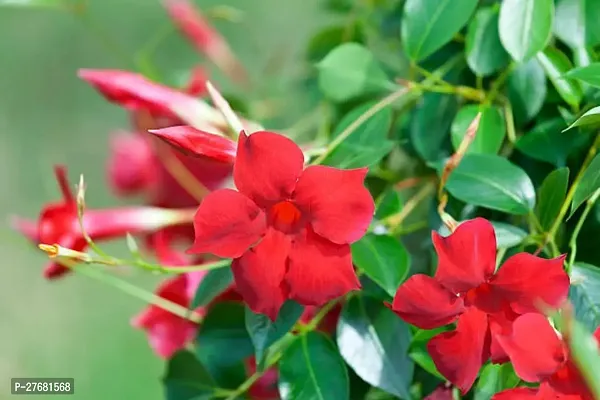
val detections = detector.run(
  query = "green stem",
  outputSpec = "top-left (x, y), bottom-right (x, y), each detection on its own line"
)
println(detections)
top-left (484, 63), bottom-right (515, 105)
top-left (62, 260), bottom-right (202, 323)
top-left (567, 188), bottom-right (600, 271)
top-left (546, 133), bottom-right (600, 247)
top-left (136, 258), bottom-right (231, 274)
top-left (311, 86), bottom-right (412, 165)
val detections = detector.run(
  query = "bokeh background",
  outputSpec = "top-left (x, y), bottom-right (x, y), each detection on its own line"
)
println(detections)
top-left (0, 1), bottom-right (328, 398)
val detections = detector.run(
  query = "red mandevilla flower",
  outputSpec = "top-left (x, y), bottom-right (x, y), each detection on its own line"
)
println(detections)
top-left (11, 166), bottom-right (194, 279)
top-left (389, 218), bottom-right (570, 393)
top-left (187, 131), bottom-right (374, 320)
top-left (492, 314), bottom-right (600, 400)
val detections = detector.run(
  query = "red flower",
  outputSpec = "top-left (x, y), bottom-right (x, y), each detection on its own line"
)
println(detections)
top-left (245, 356), bottom-right (280, 400)
top-left (132, 272), bottom-right (204, 358)
top-left (188, 131), bottom-right (374, 320)
top-left (11, 166), bottom-right (196, 279)
top-left (163, 0), bottom-right (247, 84)
top-left (78, 69), bottom-right (224, 131)
top-left (389, 218), bottom-right (570, 393)
top-left (492, 313), bottom-right (600, 400)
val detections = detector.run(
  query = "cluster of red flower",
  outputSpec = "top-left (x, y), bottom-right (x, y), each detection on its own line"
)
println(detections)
top-left (10, 1), bottom-right (598, 399)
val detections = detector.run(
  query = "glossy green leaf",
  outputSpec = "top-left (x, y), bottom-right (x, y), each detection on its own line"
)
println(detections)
top-left (554, 0), bottom-right (600, 48)
top-left (401, 0), bottom-right (478, 61)
top-left (337, 296), bottom-right (414, 399)
top-left (351, 234), bottom-right (410, 297)
top-left (451, 104), bottom-right (506, 154)
top-left (507, 59), bottom-right (547, 125)
top-left (563, 318), bottom-right (600, 399)
top-left (564, 63), bottom-right (600, 88)
top-left (409, 327), bottom-right (448, 380)
top-left (564, 106), bottom-right (600, 131)
top-left (536, 48), bottom-right (583, 108)
top-left (535, 168), bottom-right (570, 231)
top-left (499, 0), bottom-right (554, 62)
top-left (491, 222), bottom-right (528, 249)
top-left (317, 43), bottom-right (391, 102)
top-left (474, 364), bottom-right (520, 400)
top-left (279, 332), bottom-right (349, 400)
top-left (322, 102), bottom-right (394, 169)
top-left (375, 189), bottom-right (403, 220)
top-left (570, 153), bottom-right (600, 216)
top-left (570, 263), bottom-right (600, 331)
top-left (191, 267), bottom-right (233, 309)
top-left (516, 118), bottom-right (581, 166)
top-left (465, 7), bottom-right (510, 76)
top-left (441, 154), bottom-right (536, 215)
top-left (411, 92), bottom-right (458, 162)
top-left (245, 300), bottom-right (304, 366)
top-left (196, 302), bottom-right (254, 370)
top-left (163, 351), bottom-right (215, 400)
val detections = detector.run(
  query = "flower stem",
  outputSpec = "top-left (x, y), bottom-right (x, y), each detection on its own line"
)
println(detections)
top-left (60, 259), bottom-right (202, 323)
top-left (567, 188), bottom-right (600, 270)
top-left (383, 183), bottom-right (435, 232)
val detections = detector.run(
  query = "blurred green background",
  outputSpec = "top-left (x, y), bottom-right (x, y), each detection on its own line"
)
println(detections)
top-left (0, 0), bottom-right (327, 398)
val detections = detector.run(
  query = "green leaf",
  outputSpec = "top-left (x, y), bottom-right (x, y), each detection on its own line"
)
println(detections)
top-left (516, 118), bottom-right (582, 166)
top-left (317, 43), bottom-right (391, 102)
top-left (375, 189), bottom-right (404, 220)
top-left (564, 106), bottom-right (600, 131)
top-left (411, 92), bottom-right (459, 162)
top-left (337, 296), bottom-right (414, 399)
top-left (279, 332), bottom-right (349, 400)
top-left (245, 300), bottom-right (304, 366)
top-left (563, 318), bottom-right (600, 399)
top-left (536, 48), bottom-right (583, 108)
top-left (554, 0), bottom-right (600, 48)
top-left (163, 351), bottom-right (215, 400)
top-left (401, 0), bottom-right (478, 62)
top-left (409, 327), bottom-right (448, 380)
top-left (451, 104), bottom-right (506, 155)
top-left (498, 0), bottom-right (554, 62)
top-left (322, 102), bottom-right (394, 169)
top-left (306, 25), bottom-right (365, 63)
top-left (570, 153), bottom-right (600, 216)
top-left (474, 363), bottom-right (520, 400)
top-left (564, 63), bottom-right (600, 88)
top-left (196, 302), bottom-right (254, 375)
top-left (191, 268), bottom-right (233, 309)
top-left (351, 234), bottom-right (410, 298)
top-left (507, 59), bottom-right (547, 125)
top-left (570, 263), bottom-right (600, 331)
top-left (535, 168), bottom-right (570, 231)
top-left (441, 154), bottom-right (536, 215)
top-left (465, 7), bottom-right (510, 76)
top-left (491, 222), bottom-right (528, 249)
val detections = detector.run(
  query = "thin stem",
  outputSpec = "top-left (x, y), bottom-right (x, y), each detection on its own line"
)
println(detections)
top-left (383, 183), bottom-right (436, 231)
top-left (62, 260), bottom-right (202, 323)
top-left (567, 189), bottom-right (600, 270)
top-left (311, 86), bottom-right (413, 165)
top-left (542, 133), bottom-right (600, 252)
top-left (484, 63), bottom-right (515, 105)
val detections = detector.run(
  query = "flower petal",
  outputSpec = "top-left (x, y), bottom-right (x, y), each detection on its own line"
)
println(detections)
top-left (107, 131), bottom-right (157, 196)
top-left (491, 388), bottom-right (539, 400)
top-left (231, 229), bottom-right (290, 321)
top-left (495, 313), bottom-right (565, 382)
top-left (492, 253), bottom-right (569, 314)
top-left (293, 166), bottom-right (374, 244)
top-left (427, 307), bottom-right (490, 394)
top-left (548, 361), bottom-right (591, 398)
top-left (433, 218), bottom-right (497, 293)
top-left (488, 306), bottom-right (519, 364)
top-left (285, 228), bottom-right (360, 306)
top-left (188, 189), bottom-right (266, 258)
top-left (234, 131), bottom-right (304, 207)
top-left (389, 274), bottom-right (465, 329)
top-left (149, 125), bottom-right (237, 163)
top-left (78, 69), bottom-right (223, 129)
